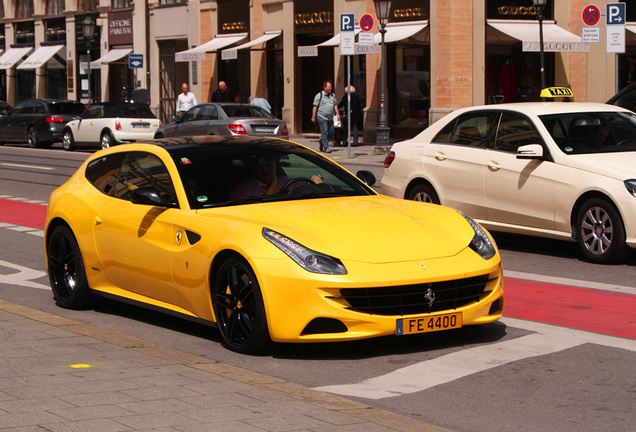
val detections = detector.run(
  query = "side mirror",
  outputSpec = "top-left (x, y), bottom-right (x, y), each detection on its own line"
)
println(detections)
top-left (130, 186), bottom-right (177, 208)
top-left (516, 144), bottom-right (547, 160)
top-left (357, 170), bottom-right (376, 187)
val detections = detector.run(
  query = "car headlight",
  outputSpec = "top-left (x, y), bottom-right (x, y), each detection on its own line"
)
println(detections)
top-left (263, 228), bottom-right (347, 275)
top-left (459, 213), bottom-right (497, 260)
top-left (625, 179), bottom-right (636, 198)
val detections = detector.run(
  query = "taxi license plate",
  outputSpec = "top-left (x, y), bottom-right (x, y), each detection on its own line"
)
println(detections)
top-left (396, 312), bottom-right (462, 335)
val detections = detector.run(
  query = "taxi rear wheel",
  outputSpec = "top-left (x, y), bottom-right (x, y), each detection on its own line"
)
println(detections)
top-left (47, 225), bottom-right (93, 309)
top-left (576, 198), bottom-right (629, 264)
top-left (213, 255), bottom-right (271, 354)
top-left (408, 183), bottom-right (440, 204)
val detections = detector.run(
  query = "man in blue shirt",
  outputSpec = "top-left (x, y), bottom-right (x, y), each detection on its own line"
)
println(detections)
top-left (311, 80), bottom-right (340, 153)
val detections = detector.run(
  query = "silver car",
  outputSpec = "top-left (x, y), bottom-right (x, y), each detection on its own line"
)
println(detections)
top-left (155, 103), bottom-right (288, 138)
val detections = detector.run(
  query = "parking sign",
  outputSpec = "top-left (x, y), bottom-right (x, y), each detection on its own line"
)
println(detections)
top-left (606, 2), bottom-right (626, 25)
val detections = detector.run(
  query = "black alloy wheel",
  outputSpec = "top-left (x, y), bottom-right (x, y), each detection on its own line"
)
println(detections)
top-left (213, 255), bottom-right (271, 354)
top-left (47, 225), bottom-right (93, 309)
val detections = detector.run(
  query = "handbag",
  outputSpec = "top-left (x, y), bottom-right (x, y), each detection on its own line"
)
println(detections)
top-left (333, 114), bottom-right (341, 128)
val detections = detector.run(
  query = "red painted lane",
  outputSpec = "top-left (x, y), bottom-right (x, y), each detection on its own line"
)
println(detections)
top-left (504, 277), bottom-right (636, 340)
top-left (0, 199), bottom-right (46, 229)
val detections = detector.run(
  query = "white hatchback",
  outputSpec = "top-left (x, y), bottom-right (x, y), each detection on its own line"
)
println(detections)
top-left (63, 102), bottom-right (161, 151)
top-left (381, 102), bottom-right (636, 264)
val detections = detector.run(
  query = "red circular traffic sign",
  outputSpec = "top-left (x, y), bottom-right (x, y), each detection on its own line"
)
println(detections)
top-left (582, 4), bottom-right (600, 26)
top-left (360, 14), bottom-right (374, 32)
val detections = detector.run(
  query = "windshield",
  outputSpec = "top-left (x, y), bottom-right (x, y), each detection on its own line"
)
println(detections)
top-left (170, 142), bottom-right (374, 209)
top-left (221, 105), bottom-right (276, 119)
top-left (540, 111), bottom-right (636, 154)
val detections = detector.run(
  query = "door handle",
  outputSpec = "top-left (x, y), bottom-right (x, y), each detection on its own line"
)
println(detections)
top-left (487, 161), bottom-right (501, 171)
top-left (434, 152), bottom-right (447, 161)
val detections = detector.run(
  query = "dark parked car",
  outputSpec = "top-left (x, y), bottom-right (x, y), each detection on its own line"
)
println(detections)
top-left (606, 82), bottom-right (636, 112)
top-left (0, 99), bottom-right (85, 148)
top-left (155, 103), bottom-right (288, 139)
top-left (0, 101), bottom-right (10, 117)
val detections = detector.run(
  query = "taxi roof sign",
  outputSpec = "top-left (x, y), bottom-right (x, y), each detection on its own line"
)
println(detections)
top-left (540, 87), bottom-right (573, 98)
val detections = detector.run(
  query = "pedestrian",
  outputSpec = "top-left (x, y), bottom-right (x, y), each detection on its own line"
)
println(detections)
top-left (311, 80), bottom-right (340, 153)
top-left (211, 81), bottom-right (227, 102)
top-left (249, 95), bottom-right (272, 113)
top-left (338, 85), bottom-right (363, 146)
top-left (176, 82), bottom-right (197, 116)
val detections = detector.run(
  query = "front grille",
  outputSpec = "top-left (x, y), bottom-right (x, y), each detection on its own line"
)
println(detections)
top-left (332, 275), bottom-right (492, 316)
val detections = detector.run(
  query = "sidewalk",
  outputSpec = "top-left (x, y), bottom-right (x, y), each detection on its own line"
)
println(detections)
top-left (0, 299), bottom-right (451, 432)
top-left (290, 134), bottom-right (389, 167)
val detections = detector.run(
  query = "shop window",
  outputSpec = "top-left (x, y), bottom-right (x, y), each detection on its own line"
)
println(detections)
top-left (112, 0), bottom-right (131, 9)
top-left (46, 18), bottom-right (66, 42)
top-left (78, 0), bottom-right (98, 13)
top-left (159, 0), bottom-right (186, 5)
top-left (14, 21), bottom-right (34, 45)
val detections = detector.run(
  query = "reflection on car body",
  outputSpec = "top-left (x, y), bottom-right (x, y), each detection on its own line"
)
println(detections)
top-left (382, 102), bottom-right (636, 264)
top-left (45, 136), bottom-right (504, 354)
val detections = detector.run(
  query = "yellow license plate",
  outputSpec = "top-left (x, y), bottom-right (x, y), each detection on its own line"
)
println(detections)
top-left (396, 312), bottom-right (462, 335)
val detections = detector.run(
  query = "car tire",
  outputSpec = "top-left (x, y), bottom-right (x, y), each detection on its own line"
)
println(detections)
top-left (212, 255), bottom-right (272, 354)
top-left (47, 225), bottom-right (94, 309)
top-left (154, 133), bottom-right (164, 139)
top-left (575, 198), bottom-right (629, 264)
top-left (407, 183), bottom-right (440, 204)
top-left (27, 126), bottom-right (40, 148)
top-left (62, 129), bottom-right (75, 151)
top-left (101, 131), bottom-right (114, 149)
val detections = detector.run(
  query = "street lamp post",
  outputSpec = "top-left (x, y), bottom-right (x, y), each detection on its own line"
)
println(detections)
top-left (533, 0), bottom-right (547, 95)
top-left (82, 16), bottom-right (96, 104)
top-left (374, 0), bottom-right (391, 148)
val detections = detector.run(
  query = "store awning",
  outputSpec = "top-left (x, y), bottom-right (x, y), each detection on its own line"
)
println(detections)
top-left (373, 21), bottom-right (428, 44)
top-left (487, 19), bottom-right (589, 52)
top-left (175, 33), bottom-right (248, 62)
top-left (318, 29), bottom-right (362, 46)
top-left (0, 47), bottom-right (33, 70)
top-left (16, 44), bottom-right (65, 70)
top-left (233, 31), bottom-right (282, 50)
top-left (90, 48), bottom-right (132, 69)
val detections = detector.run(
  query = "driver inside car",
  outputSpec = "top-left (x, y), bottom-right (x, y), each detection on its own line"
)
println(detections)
top-left (230, 155), bottom-right (291, 200)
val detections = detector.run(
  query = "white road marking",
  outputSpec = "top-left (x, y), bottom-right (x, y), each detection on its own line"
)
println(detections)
top-left (0, 223), bottom-right (44, 237)
top-left (0, 162), bottom-right (54, 171)
top-left (0, 260), bottom-right (49, 290)
top-left (314, 317), bottom-right (636, 400)
top-left (505, 270), bottom-right (636, 296)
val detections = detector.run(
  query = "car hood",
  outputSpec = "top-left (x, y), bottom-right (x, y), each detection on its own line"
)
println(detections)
top-left (564, 152), bottom-right (636, 180)
top-left (198, 195), bottom-right (476, 263)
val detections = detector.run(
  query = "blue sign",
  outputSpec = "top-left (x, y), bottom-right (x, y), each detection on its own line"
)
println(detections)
top-left (340, 13), bottom-right (354, 32)
top-left (129, 54), bottom-right (143, 69)
top-left (606, 2), bottom-right (626, 25)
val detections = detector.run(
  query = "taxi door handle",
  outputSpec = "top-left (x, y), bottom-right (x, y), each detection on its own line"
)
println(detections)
top-left (94, 215), bottom-right (103, 225)
top-left (434, 152), bottom-right (447, 161)
top-left (487, 161), bottom-right (501, 171)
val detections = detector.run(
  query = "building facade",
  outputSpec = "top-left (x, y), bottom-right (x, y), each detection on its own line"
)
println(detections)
top-left (1, 0), bottom-right (635, 140)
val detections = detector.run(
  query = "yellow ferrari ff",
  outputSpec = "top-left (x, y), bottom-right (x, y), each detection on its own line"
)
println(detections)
top-left (45, 136), bottom-right (504, 353)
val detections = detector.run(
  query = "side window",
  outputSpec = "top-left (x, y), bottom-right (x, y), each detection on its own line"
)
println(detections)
top-left (33, 102), bottom-right (45, 114)
top-left (12, 102), bottom-right (27, 114)
top-left (199, 105), bottom-right (218, 120)
top-left (113, 152), bottom-right (178, 204)
top-left (182, 106), bottom-right (200, 122)
top-left (450, 112), bottom-right (496, 147)
top-left (85, 153), bottom-right (126, 195)
top-left (494, 112), bottom-right (542, 152)
top-left (433, 120), bottom-right (456, 143)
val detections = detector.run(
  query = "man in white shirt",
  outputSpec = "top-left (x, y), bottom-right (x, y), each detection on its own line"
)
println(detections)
top-left (176, 83), bottom-right (197, 116)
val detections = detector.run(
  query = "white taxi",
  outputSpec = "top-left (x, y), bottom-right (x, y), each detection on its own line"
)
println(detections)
top-left (381, 101), bottom-right (636, 264)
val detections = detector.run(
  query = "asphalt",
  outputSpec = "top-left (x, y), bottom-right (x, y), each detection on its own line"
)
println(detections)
top-left (0, 135), bottom-right (452, 431)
